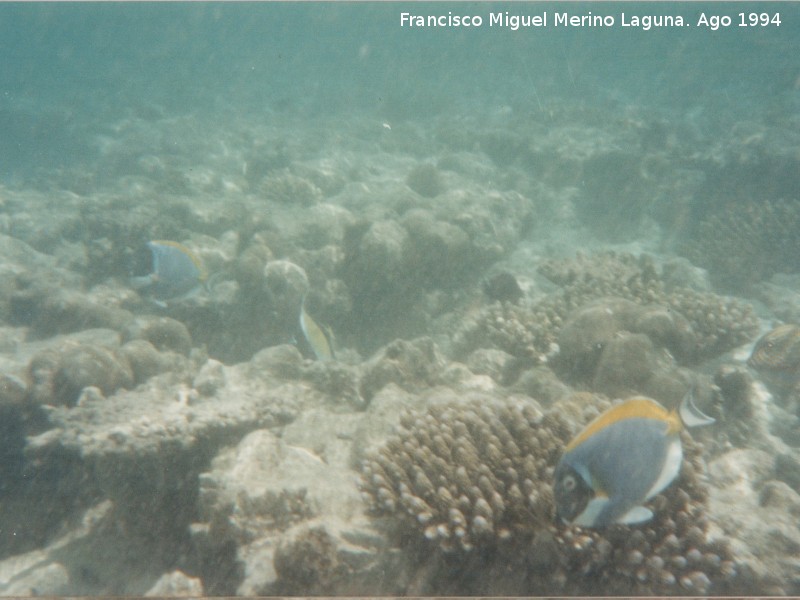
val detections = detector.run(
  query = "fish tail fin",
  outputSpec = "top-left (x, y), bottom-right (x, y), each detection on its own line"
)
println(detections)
top-left (679, 387), bottom-right (716, 428)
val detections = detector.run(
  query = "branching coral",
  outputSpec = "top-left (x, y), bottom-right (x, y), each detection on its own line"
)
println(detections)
top-left (360, 395), bottom-right (747, 595)
top-left (452, 300), bottom-right (562, 364)
top-left (360, 398), bottom-right (570, 552)
top-left (540, 253), bottom-right (762, 358)
top-left (681, 198), bottom-right (800, 290)
top-left (454, 251), bottom-right (758, 365)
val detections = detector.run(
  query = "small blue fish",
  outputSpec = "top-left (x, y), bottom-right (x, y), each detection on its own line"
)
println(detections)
top-left (130, 240), bottom-right (207, 306)
top-left (295, 300), bottom-right (335, 361)
top-left (553, 391), bottom-right (714, 528)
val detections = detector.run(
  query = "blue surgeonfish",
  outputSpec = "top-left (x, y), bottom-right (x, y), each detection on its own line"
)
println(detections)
top-left (295, 298), bottom-right (335, 361)
top-left (553, 390), bottom-right (715, 528)
top-left (129, 240), bottom-right (208, 306)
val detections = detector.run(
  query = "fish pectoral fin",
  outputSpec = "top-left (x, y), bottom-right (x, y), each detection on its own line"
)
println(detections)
top-left (571, 497), bottom-right (610, 527)
top-left (129, 274), bottom-right (156, 290)
top-left (573, 497), bottom-right (654, 527)
top-left (617, 505), bottom-right (654, 525)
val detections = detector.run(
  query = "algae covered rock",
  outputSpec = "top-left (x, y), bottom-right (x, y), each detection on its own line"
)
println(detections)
top-left (122, 316), bottom-right (192, 356)
top-left (273, 526), bottom-right (343, 595)
top-left (682, 198), bottom-right (800, 290)
top-left (232, 233), bottom-right (274, 293)
top-left (52, 344), bottom-right (133, 406)
top-left (555, 298), bottom-right (692, 394)
top-left (259, 168), bottom-right (323, 206)
top-left (144, 570), bottom-right (204, 597)
top-left (193, 425), bottom-right (386, 596)
top-left (11, 286), bottom-right (133, 338)
top-left (406, 163), bottom-right (445, 198)
top-left (359, 337), bottom-right (446, 403)
top-left (591, 331), bottom-right (673, 396)
top-left (119, 339), bottom-right (176, 385)
top-left (707, 448), bottom-right (792, 594)
top-left (27, 341), bottom-right (133, 407)
top-left (401, 209), bottom-right (471, 289)
top-left (0, 373), bottom-right (28, 409)
top-left (343, 219), bottom-right (408, 296)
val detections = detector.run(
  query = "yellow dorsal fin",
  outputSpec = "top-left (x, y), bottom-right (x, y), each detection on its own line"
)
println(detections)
top-left (567, 397), bottom-right (680, 451)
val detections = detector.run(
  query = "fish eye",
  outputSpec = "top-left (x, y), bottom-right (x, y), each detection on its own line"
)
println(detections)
top-left (561, 474), bottom-right (576, 492)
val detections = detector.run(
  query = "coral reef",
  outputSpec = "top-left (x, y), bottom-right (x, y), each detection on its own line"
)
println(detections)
top-left (360, 395), bottom-right (746, 595)
top-left (27, 342), bottom-right (134, 407)
top-left (666, 288), bottom-right (758, 361)
top-left (540, 253), bottom-right (757, 360)
top-left (273, 527), bottom-right (342, 595)
top-left (406, 163), bottom-right (445, 198)
top-left (122, 316), bottom-right (193, 356)
top-left (192, 416), bottom-right (388, 596)
top-left (747, 323), bottom-right (800, 401)
top-left (259, 168), bottom-right (323, 206)
top-left (358, 337), bottom-right (447, 403)
top-left (2, 76), bottom-right (798, 598)
top-left (555, 298), bottom-right (690, 373)
top-left (682, 198), bottom-right (800, 291)
top-left (482, 271), bottom-right (524, 304)
top-left (119, 340), bottom-right (179, 385)
top-left (552, 432), bottom-right (740, 595)
top-left (11, 285), bottom-right (133, 338)
top-left (339, 185), bottom-right (534, 352)
top-left (452, 300), bottom-right (561, 364)
top-left (360, 397), bottom-right (569, 552)
top-left (51, 344), bottom-right (133, 406)
top-left (455, 251), bottom-right (758, 368)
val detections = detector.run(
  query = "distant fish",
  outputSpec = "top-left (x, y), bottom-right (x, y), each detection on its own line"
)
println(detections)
top-left (748, 324), bottom-right (800, 379)
top-left (553, 390), bottom-right (714, 528)
top-left (295, 300), bottom-right (335, 361)
top-left (130, 240), bottom-right (208, 307)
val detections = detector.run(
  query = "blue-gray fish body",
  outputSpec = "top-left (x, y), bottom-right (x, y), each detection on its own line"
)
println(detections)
top-left (130, 240), bottom-right (207, 304)
top-left (554, 392), bottom-right (714, 528)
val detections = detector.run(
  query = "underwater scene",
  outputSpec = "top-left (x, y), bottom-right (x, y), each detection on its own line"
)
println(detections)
top-left (0, 0), bottom-right (799, 595)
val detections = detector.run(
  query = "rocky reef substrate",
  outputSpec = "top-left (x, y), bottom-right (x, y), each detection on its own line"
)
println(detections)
top-left (1, 101), bottom-right (799, 595)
